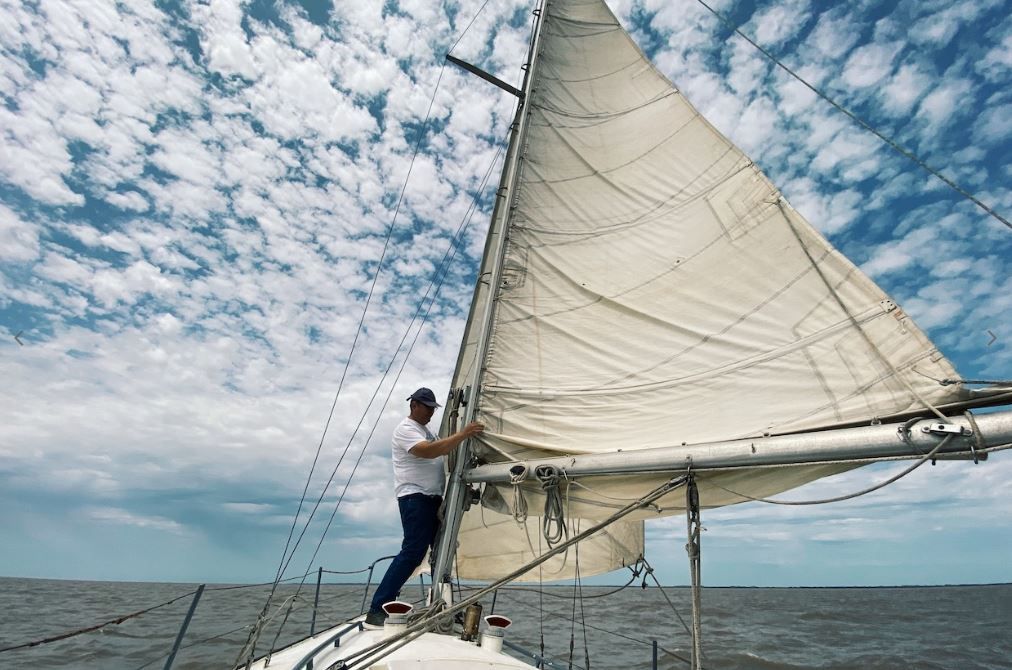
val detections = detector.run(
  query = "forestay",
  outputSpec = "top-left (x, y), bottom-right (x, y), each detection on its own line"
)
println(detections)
top-left (449, 0), bottom-right (973, 580)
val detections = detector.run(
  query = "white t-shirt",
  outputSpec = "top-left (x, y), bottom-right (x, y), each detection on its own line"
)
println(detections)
top-left (391, 417), bottom-right (445, 497)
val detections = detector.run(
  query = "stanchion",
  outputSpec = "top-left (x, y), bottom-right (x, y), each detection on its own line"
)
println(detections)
top-left (163, 584), bottom-right (205, 670)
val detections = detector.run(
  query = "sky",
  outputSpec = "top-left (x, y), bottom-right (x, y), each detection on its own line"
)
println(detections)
top-left (0, 0), bottom-right (1010, 591)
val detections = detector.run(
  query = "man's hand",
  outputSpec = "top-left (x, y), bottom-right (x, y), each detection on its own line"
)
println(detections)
top-left (459, 421), bottom-right (484, 439)
top-left (409, 421), bottom-right (485, 459)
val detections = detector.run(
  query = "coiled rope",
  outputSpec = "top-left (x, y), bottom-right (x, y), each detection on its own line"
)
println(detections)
top-left (537, 464), bottom-right (567, 546)
top-left (510, 463), bottom-right (529, 523)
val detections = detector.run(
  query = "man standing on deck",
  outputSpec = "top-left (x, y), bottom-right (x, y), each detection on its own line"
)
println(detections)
top-left (365, 387), bottom-right (484, 627)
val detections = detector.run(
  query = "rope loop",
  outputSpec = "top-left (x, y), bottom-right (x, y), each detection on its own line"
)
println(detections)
top-left (536, 465), bottom-right (567, 546)
top-left (964, 411), bottom-right (984, 464)
top-left (509, 464), bottom-right (529, 524)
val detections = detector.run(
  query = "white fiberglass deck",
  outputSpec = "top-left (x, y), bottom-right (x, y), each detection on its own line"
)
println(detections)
top-left (248, 616), bottom-right (534, 670)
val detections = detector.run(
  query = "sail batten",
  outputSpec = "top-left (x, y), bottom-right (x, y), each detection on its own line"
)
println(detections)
top-left (448, 0), bottom-right (987, 580)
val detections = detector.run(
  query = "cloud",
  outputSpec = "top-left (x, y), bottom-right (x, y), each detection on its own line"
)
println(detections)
top-left (84, 506), bottom-right (187, 534)
top-left (916, 76), bottom-right (975, 129)
top-left (842, 42), bottom-right (902, 88)
top-left (0, 203), bottom-right (41, 262)
top-left (880, 63), bottom-right (932, 116)
top-left (750, 0), bottom-right (813, 47)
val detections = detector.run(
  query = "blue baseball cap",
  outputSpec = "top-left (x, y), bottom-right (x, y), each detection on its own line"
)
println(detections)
top-left (407, 387), bottom-right (441, 408)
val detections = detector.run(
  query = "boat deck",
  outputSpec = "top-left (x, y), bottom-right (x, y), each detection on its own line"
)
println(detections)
top-left (247, 616), bottom-right (534, 670)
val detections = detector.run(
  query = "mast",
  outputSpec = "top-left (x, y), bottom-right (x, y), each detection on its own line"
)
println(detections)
top-left (430, 0), bottom-right (551, 601)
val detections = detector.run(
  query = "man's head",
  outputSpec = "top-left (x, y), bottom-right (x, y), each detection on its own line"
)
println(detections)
top-left (407, 387), bottom-right (441, 424)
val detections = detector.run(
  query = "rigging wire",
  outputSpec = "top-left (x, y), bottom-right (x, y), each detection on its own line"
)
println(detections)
top-left (490, 589), bottom-right (696, 668)
top-left (248, 0), bottom-right (505, 652)
top-left (239, 42), bottom-right (463, 670)
top-left (693, 0), bottom-right (1011, 231)
top-left (271, 126), bottom-right (505, 589)
top-left (255, 139), bottom-right (509, 661)
top-left (639, 557), bottom-right (696, 645)
top-left (0, 567), bottom-right (331, 658)
top-left (576, 529), bottom-right (591, 669)
top-left (710, 434), bottom-right (954, 505)
top-left (0, 589), bottom-right (200, 655)
top-left (446, 0), bottom-right (495, 55)
top-left (271, 41), bottom-right (439, 587)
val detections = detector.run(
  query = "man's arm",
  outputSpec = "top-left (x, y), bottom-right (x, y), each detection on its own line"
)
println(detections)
top-left (409, 422), bottom-right (484, 459)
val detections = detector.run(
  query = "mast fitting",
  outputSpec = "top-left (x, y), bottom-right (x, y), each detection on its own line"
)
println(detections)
top-left (920, 422), bottom-right (970, 436)
top-left (445, 55), bottom-right (524, 99)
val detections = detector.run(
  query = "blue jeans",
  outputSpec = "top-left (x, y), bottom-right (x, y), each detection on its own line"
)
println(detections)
top-left (369, 493), bottom-right (441, 612)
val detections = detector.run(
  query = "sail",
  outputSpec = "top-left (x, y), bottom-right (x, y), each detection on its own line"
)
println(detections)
top-left (450, 0), bottom-right (973, 580)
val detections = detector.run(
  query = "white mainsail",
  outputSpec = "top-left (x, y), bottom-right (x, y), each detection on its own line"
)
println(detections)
top-left (449, 0), bottom-right (973, 580)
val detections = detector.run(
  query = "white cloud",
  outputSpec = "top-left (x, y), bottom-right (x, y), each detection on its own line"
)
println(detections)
top-left (84, 506), bottom-right (187, 534)
top-left (972, 103), bottom-right (1012, 143)
top-left (976, 32), bottom-right (1012, 81)
top-left (916, 77), bottom-right (974, 129)
top-left (880, 63), bottom-right (932, 116)
top-left (806, 8), bottom-right (862, 60)
top-left (751, 0), bottom-right (812, 47)
top-left (0, 204), bottom-right (41, 262)
top-left (842, 42), bottom-right (902, 88)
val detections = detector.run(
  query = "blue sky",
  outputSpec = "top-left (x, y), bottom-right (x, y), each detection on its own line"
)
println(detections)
top-left (0, 0), bottom-right (1010, 588)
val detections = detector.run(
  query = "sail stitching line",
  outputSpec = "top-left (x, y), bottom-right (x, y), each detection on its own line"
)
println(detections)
top-left (693, 0), bottom-right (1011, 231)
top-left (515, 148), bottom-right (744, 232)
top-left (487, 302), bottom-right (886, 398)
top-left (777, 201), bottom-right (951, 424)
top-left (532, 88), bottom-right (678, 124)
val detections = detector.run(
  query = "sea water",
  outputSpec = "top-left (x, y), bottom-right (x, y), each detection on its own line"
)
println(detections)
top-left (0, 577), bottom-right (1009, 669)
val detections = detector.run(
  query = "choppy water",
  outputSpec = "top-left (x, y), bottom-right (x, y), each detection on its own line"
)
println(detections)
top-left (1, 577), bottom-right (1009, 669)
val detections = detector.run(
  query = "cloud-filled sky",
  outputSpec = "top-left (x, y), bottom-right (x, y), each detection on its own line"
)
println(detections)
top-left (1, 0), bottom-right (1010, 589)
